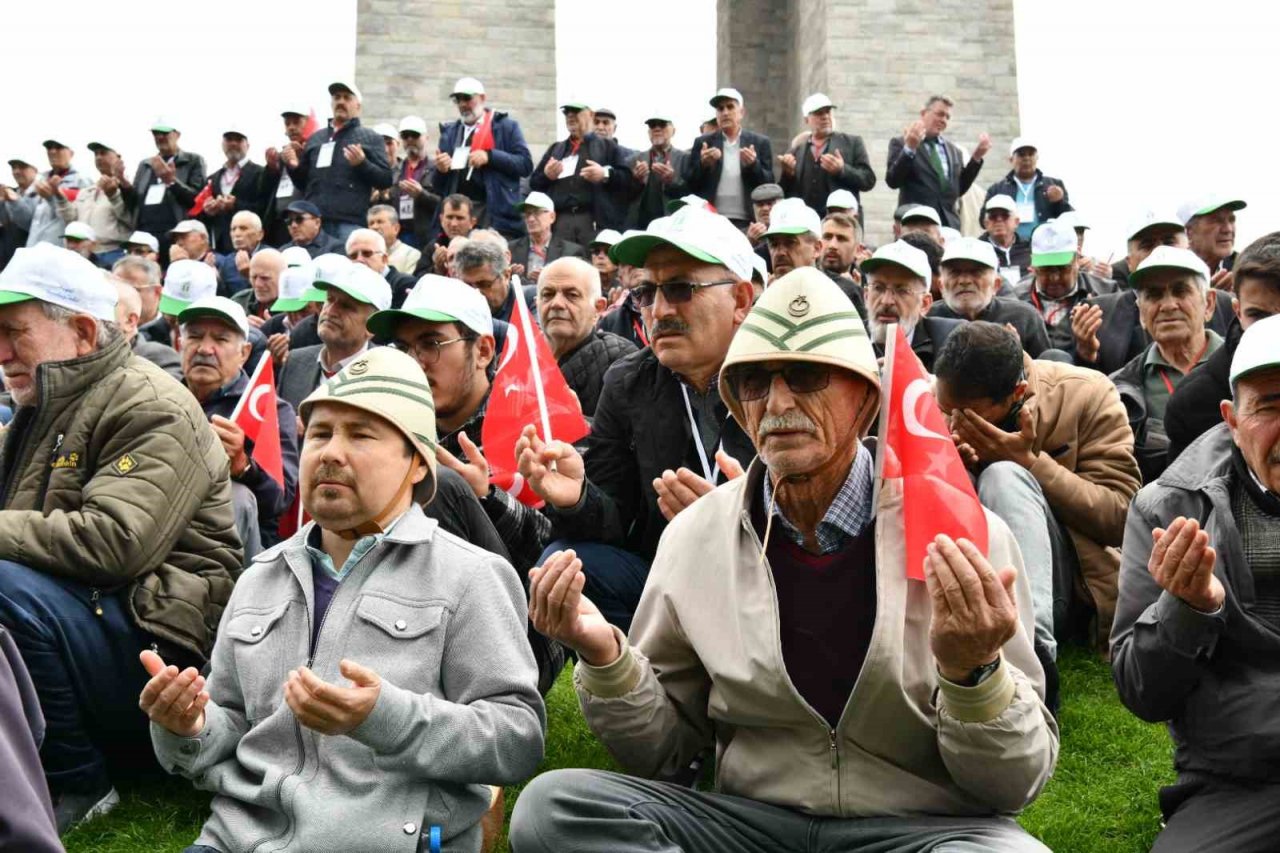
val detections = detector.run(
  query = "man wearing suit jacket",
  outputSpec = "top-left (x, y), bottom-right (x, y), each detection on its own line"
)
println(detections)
top-left (530, 103), bottom-right (631, 245)
top-left (201, 128), bottom-right (269, 253)
top-left (626, 114), bottom-right (689, 230)
top-left (885, 95), bottom-right (990, 230)
top-left (126, 119), bottom-right (207, 265)
top-left (682, 87), bottom-right (774, 227)
top-left (779, 93), bottom-right (876, 218)
top-left (509, 191), bottom-right (585, 284)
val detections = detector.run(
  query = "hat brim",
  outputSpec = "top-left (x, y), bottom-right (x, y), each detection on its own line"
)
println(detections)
top-left (317, 281), bottom-right (375, 306)
top-left (0, 291), bottom-right (37, 308)
top-left (150, 126), bottom-right (176, 134)
top-left (1128, 221), bottom-right (1184, 241)
top-left (609, 233), bottom-right (723, 269)
top-left (366, 307), bottom-right (461, 340)
top-left (1130, 263), bottom-right (1208, 290)
top-left (177, 306), bottom-right (246, 334)
top-left (709, 96), bottom-right (738, 108)
top-left (1194, 199), bottom-right (1247, 218)
top-left (86, 143), bottom-right (114, 153)
top-left (157, 294), bottom-right (191, 316)
top-left (271, 289), bottom-right (326, 313)
top-left (1031, 251), bottom-right (1075, 267)
top-left (860, 257), bottom-right (927, 281)
top-left (515, 203), bottom-right (553, 214)
top-left (940, 256), bottom-right (997, 271)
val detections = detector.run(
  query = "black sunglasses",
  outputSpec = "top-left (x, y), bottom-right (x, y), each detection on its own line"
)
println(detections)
top-left (287, 215), bottom-right (313, 225)
top-left (726, 363), bottom-right (832, 402)
top-left (630, 278), bottom-right (736, 308)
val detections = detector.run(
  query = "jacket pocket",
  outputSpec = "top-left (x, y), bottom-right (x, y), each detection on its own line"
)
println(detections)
top-left (351, 595), bottom-right (445, 694)
top-left (225, 601), bottom-right (296, 723)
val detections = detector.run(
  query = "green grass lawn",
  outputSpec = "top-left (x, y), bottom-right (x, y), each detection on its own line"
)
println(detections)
top-left (63, 645), bottom-right (1172, 852)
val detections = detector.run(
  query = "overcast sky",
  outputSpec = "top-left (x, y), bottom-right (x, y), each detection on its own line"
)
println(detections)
top-left (3, 0), bottom-right (1270, 259)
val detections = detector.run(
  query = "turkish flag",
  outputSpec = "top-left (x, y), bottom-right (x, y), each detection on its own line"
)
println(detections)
top-left (878, 324), bottom-right (987, 580)
top-left (470, 108), bottom-right (495, 152)
top-left (482, 287), bottom-right (589, 507)
top-left (301, 108), bottom-right (320, 142)
top-left (230, 357), bottom-right (285, 487)
top-left (187, 181), bottom-right (213, 217)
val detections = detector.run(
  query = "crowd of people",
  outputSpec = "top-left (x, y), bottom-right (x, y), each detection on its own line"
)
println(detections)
top-left (0, 76), bottom-right (1275, 853)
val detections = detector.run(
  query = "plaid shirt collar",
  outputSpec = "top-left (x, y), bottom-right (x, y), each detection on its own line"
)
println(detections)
top-left (761, 443), bottom-right (874, 555)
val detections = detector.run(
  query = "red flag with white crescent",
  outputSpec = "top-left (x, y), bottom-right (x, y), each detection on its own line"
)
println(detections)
top-left (229, 357), bottom-right (284, 487)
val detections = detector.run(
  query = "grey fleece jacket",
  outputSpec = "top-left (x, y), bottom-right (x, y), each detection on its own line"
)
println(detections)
top-left (151, 505), bottom-right (545, 853)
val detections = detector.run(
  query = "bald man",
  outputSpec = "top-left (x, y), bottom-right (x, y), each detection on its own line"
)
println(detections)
top-left (536, 256), bottom-right (637, 417)
top-left (234, 247), bottom-right (286, 322)
top-left (113, 277), bottom-right (183, 381)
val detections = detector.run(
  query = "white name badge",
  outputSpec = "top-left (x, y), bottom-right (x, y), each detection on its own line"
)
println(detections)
top-left (451, 146), bottom-right (470, 170)
top-left (558, 154), bottom-right (579, 179)
top-left (1017, 201), bottom-right (1036, 222)
top-left (316, 142), bottom-right (336, 169)
top-left (144, 182), bottom-right (167, 206)
top-left (999, 266), bottom-right (1022, 289)
top-left (399, 193), bottom-right (415, 220)
top-left (275, 170), bottom-right (295, 198)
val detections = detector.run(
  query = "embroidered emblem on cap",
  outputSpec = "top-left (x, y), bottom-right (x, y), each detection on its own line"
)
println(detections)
top-left (113, 454), bottom-right (138, 475)
top-left (348, 359), bottom-right (369, 376)
top-left (787, 296), bottom-right (810, 318)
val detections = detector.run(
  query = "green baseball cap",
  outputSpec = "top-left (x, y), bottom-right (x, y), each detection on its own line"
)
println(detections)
top-left (610, 205), bottom-right (755, 281)
top-left (270, 266), bottom-right (327, 313)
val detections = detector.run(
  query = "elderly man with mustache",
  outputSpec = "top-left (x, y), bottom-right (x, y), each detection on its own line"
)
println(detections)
top-left (511, 267), bottom-right (1056, 853)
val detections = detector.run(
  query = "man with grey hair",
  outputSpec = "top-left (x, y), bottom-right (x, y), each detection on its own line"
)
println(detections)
top-left (231, 246), bottom-right (285, 323)
top-left (346, 227), bottom-right (417, 307)
top-left (202, 128), bottom-right (268, 255)
top-left (113, 277), bottom-right (182, 380)
top-left (112, 254), bottom-right (164, 325)
top-left (367, 203), bottom-right (422, 274)
top-left (216, 210), bottom-right (267, 293)
top-left (0, 244), bottom-right (238, 829)
top-left (455, 237), bottom-right (536, 324)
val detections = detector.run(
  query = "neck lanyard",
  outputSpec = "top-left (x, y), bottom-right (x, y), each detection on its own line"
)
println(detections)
top-left (1158, 336), bottom-right (1211, 394)
top-left (632, 316), bottom-right (649, 347)
top-left (681, 384), bottom-right (723, 484)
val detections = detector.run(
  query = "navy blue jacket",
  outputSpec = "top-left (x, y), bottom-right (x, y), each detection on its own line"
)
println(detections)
top-left (287, 117), bottom-right (393, 226)
top-left (431, 111), bottom-right (533, 237)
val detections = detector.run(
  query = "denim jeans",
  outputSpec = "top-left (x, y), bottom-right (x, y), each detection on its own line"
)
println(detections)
top-left (537, 540), bottom-right (651, 635)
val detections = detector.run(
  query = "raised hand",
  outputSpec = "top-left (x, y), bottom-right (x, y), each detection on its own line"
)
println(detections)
top-left (1148, 517), bottom-right (1224, 613)
top-left (778, 152), bottom-right (797, 178)
top-left (283, 660), bottom-right (381, 736)
top-left (435, 432), bottom-right (491, 498)
top-left (699, 142), bottom-right (721, 167)
top-left (924, 535), bottom-right (1019, 683)
top-left (138, 649), bottom-right (208, 737)
top-left (904, 120), bottom-right (926, 149)
top-left (580, 160), bottom-right (607, 183)
top-left (818, 148), bottom-right (844, 175)
top-left (515, 423), bottom-right (585, 508)
top-left (972, 132), bottom-right (992, 161)
top-left (1070, 303), bottom-right (1103, 364)
top-left (528, 549), bottom-right (619, 666)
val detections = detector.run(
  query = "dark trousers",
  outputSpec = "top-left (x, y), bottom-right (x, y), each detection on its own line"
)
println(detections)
top-left (537, 540), bottom-right (650, 635)
top-left (0, 561), bottom-right (160, 795)
top-left (1154, 776), bottom-right (1280, 853)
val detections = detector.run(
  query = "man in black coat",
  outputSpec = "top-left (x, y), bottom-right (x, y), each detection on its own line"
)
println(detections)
top-left (261, 107), bottom-right (313, 247)
top-left (681, 88), bottom-right (774, 228)
top-left (779, 93), bottom-right (875, 218)
top-left (202, 128), bottom-right (269, 253)
top-left (278, 201), bottom-right (342, 258)
top-left (529, 103), bottom-right (630, 245)
top-left (983, 138), bottom-right (1072, 242)
top-left (508, 192), bottom-right (586, 284)
top-left (885, 95), bottom-right (989, 229)
top-left (626, 114), bottom-right (689, 230)
top-left (126, 119), bottom-right (207, 265)
top-left (861, 239), bottom-right (962, 372)
top-left (928, 236), bottom-right (1051, 357)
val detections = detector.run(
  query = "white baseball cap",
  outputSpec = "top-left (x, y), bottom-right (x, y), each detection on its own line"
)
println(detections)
top-left (311, 253), bottom-right (353, 288)
top-left (451, 77), bottom-right (485, 97)
top-left (1129, 246), bottom-right (1211, 292)
top-left (150, 117), bottom-right (179, 133)
top-left (1055, 211), bottom-right (1089, 231)
top-left (328, 80), bottom-right (363, 102)
top-left (280, 105), bottom-right (310, 118)
top-left (63, 222), bottom-right (96, 242)
top-left (802, 93), bottom-right (835, 115)
top-left (367, 274), bottom-right (494, 339)
top-left (1126, 209), bottom-right (1184, 242)
top-left (0, 244), bottom-right (118, 323)
top-left (1230, 313), bottom-right (1280, 391)
top-left (984, 194), bottom-right (1018, 215)
top-left (589, 229), bottom-right (624, 247)
top-left (825, 189), bottom-right (858, 213)
top-left (1009, 137), bottom-right (1037, 156)
top-left (709, 87), bottom-right (744, 108)
top-left (901, 204), bottom-right (942, 226)
top-left (318, 262), bottom-right (392, 311)
top-left (159, 259), bottom-right (218, 316)
top-left (517, 191), bottom-right (555, 213)
top-left (271, 266), bottom-right (326, 313)
top-left (941, 237), bottom-right (999, 270)
top-left (763, 198), bottom-right (822, 240)
top-left (860, 240), bottom-right (931, 283)
top-left (611, 205), bottom-right (756, 282)
top-left (178, 295), bottom-right (250, 337)
top-left (1177, 194), bottom-right (1247, 226)
top-left (398, 115), bottom-right (428, 136)
top-left (126, 231), bottom-right (160, 252)
top-left (750, 253), bottom-right (769, 286)
top-left (168, 220), bottom-right (208, 238)
top-left (666, 194), bottom-right (714, 214)
top-left (374, 123), bottom-right (398, 140)
top-left (281, 246), bottom-right (312, 268)
top-left (222, 124), bottom-right (249, 140)
top-left (1031, 220), bottom-right (1078, 267)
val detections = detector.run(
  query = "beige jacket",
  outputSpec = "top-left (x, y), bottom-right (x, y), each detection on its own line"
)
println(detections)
top-left (57, 185), bottom-right (133, 251)
top-left (577, 462), bottom-right (1058, 817)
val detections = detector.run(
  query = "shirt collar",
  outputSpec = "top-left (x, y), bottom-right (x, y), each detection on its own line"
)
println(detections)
top-left (305, 509), bottom-right (410, 581)
top-left (1144, 330), bottom-right (1223, 371)
top-left (761, 443), bottom-right (875, 554)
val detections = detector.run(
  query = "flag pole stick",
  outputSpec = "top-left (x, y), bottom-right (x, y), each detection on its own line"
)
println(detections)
top-left (869, 323), bottom-right (897, 518)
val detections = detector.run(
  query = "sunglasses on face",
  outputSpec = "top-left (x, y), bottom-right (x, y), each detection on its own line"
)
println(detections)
top-left (287, 215), bottom-right (313, 225)
top-left (348, 248), bottom-right (381, 259)
top-left (630, 278), bottom-right (736, 308)
top-left (726, 363), bottom-right (832, 402)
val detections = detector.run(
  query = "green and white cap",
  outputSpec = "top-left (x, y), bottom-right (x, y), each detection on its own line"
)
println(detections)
top-left (178, 295), bottom-right (250, 336)
top-left (271, 265), bottom-right (326, 312)
top-left (1230, 313), bottom-right (1280, 390)
top-left (763, 198), bottom-right (821, 240)
top-left (1177, 194), bottom-right (1247, 227)
top-left (281, 246), bottom-right (312, 268)
top-left (517, 191), bottom-right (555, 213)
top-left (316, 263), bottom-right (392, 311)
top-left (1129, 245), bottom-right (1210, 292)
top-left (1030, 219), bottom-right (1078, 267)
top-left (860, 240), bottom-right (931, 282)
top-left (720, 267), bottom-right (880, 433)
top-left (150, 116), bottom-right (178, 133)
top-left (159, 259), bottom-right (218, 316)
top-left (0, 243), bottom-right (118, 322)
top-left (610, 205), bottom-right (755, 280)
top-left (1125, 209), bottom-right (1184, 242)
top-left (1055, 211), bottom-right (1089, 231)
top-left (367, 274), bottom-right (493, 340)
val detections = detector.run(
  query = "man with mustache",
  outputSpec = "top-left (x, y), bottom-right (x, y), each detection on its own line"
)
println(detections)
top-left (1113, 312), bottom-right (1280, 853)
top-left (513, 268), bottom-right (1056, 853)
top-left (1111, 247), bottom-right (1222, 483)
top-left (1014, 219), bottom-right (1095, 352)
top-left (860, 240), bottom-right (961, 371)
top-left (530, 101), bottom-right (631, 244)
top-left (778, 92), bottom-right (876, 218)
top-left (928, 237), bottom-right (1051, 357)
top-left (383, 115), bottom-right (438, 248)
top-left (763, 198), bottom-right (867, 323)
top-left (180, 296), bottom-right (298, 555)
top-left (142, 346), bottom-right (544, 853)
top-left (201, 127), bottom-right (268, 255)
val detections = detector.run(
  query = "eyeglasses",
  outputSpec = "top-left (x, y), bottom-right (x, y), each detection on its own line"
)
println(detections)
top-left (463, 274), bottom-right (503, 291)
top-left (287, 215), bottom-right (313, 225)
top-left (630, 278), bottom-right (736, 308)
top-left (725, 363), bottom-right (832, 402)
top-left (348, 248), bottom-right (383, 260)
top-left (126, 246), bottom-right (151, 255)
top-left (867, 282), bottom-right (926, 300)
top-left (390, 336), bottom-right (467, 365)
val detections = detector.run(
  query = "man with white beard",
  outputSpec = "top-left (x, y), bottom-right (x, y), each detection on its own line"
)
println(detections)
top-left (860, 240), bottom-right (962, 371)
top-left (927, 237), bottom-right (1051, 357)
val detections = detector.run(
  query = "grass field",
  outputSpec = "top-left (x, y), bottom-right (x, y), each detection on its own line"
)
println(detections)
top-left (62, 645), bottom-right (1173, 852)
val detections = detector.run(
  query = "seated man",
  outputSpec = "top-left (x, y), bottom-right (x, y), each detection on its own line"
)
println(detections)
top-left (764, 198), bottom-right (867, 323)
top-left (512, 268), bottom-right (1056, 853)
top-left (1014, 219), bottom-right (1093, 352)
top-left (367, 202), bottom-right (422, 275)
top-left (140, 346), bottom-right (544, 853)
top-left (113, 277), bottom-right (183, 381)
top-left (899, 204), bottom-right (942, 242)
top-left (112, 253), bottom-right (164, 326)
top-left (1112, 312), bottom-right (1280, 853)
top-left (179, 296), bottom-right (299, 553)
top-left (346, 227), bottom-right (417, 308)
top-left (860, 239), bottom-right (961, 371)
top-left (928, 236), bottom-right (1051, 357)
top-left (279, 200), bottom-right (342, 259)
top-left (595, 261), bottom-right (649, 350)
top-left (0, 245), bottom-right (239, 829)
top-left (455, 237), bottom-right (536, 325)
top-left (261, 263), bottom-right (325, 352)
top-left (508, 191), bottom-right (584, 284)
top-left (124, 230), bottom-right (160, 262)
top-left (745, 182), bottom-right (782, 271)
top-left (213, 210), bottom-right (266, 295)
top-left (935, 322), bottom-right (1140, 668)
top-left (819, 210), bottom-right (865, 281)
top-left (588, 228), bottom-right (623, 299)
top-left (417, 193), bottom-right (478, 277)
top-left (231, 245), bottom-right (285, 324)
top-left (979, 194), bottom-right (1031, 286)
top-left (1110, 247), bottom-right (1222, 483)
top-left (536, 256), bottom-right (637, 417)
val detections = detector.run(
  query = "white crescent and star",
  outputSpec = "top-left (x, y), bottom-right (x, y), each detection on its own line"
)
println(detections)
top-left (902, 378), bottom-right (950, 442)
top-left (247, 385), bottom-right (270, 422)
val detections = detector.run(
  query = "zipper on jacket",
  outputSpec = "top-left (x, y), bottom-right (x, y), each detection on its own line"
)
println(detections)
top-left (829, 729), bottom-right (839, 769)
top-left (89, 588), bottom-right (103, 617)
top-left (38, 433), bottom-right (65, 507)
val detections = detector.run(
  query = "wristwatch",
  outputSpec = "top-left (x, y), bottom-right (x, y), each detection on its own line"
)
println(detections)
top-left (954, 658), bottom-right (1001, 688)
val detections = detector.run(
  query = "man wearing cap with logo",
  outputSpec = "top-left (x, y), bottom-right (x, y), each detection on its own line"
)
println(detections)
top-left (282, 81), bottom-right (393, 243)
top-left (683, 88), bottom-right (774, 230)
top-left (979, 194), bottom-right (1031, 282)
top-left (368, 203), bottom-right (423, 274)
top-left (1179, 195), bottom-right (1246, 287)
top-left (765, 198), bottom-right (868, 321)
top-left (1014, 219), bottom-right (1094, 352)
top-left (432, 77), bottom-right (534, 241)
top-left (984, 139), bottom-right (1071, 242)
top-left (279, 261), bottom-right (390, 409)
top-left (512, 267), bottom-right (1056, 853)
top-left (900, 204), bottom-right (943, 243)
top-left (530, 101), bottom-right (630, 245)
top-left (142, 257), bottom-right (219, 350)
top-left (127, 120), bottom-right (207, 264)
top-left (263, 106), bottom-right (316, 246)
top-left (1, 139), bottom-right (92, 250)
top-left (779, 93), bottom-right (875, 219)
top-left (1112, 311), bottom-right (1280, 852)
top-left (280, 200), bottom-right (342, 258)
top-left (513, 206), bottom-right (760, 631)
top-left (510, 191), bottom-right (585, 285)
top-left (59, 141), bottom-right (132, 265)
top-left (201, 127), bottom-right (268, 255)
top-left (178, 295), bottom-right (299, 555)
top-left (1111, 246), bottom-right (1224, 482)
top-left (886, 95), bottom-right (991, 230)
top-left (627, 113), bottom-right (687, 229)
top-left (0, 244), bottom-right (239, 829)
top-left (928, 237), bottom-right (1051, 357)
top-left (141, 345), bottom-right (545, 853)
top-left (383, 115), bottom-right (438, 248)
top-left (861, 239), bottom-right (962, 371)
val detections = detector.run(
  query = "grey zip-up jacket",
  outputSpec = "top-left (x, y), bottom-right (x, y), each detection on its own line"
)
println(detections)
top-left (151, 505), bottom-right (545, 852)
